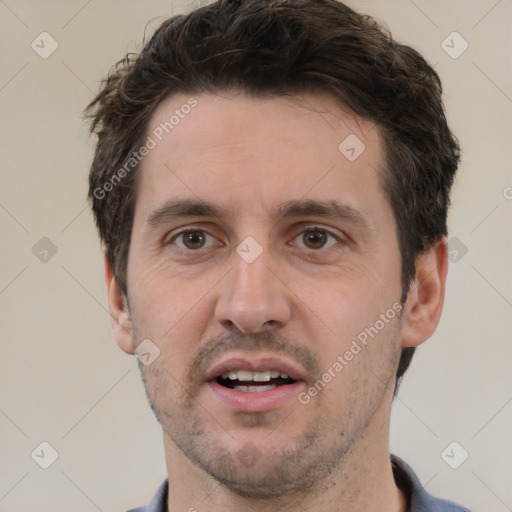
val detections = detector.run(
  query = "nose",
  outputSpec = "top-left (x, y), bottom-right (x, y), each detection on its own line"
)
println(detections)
top-left (214, 251), bottom-right (292, 333)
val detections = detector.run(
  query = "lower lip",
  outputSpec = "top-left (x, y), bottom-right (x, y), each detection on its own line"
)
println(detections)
top-left (206, 380), bottom-right (305, 412)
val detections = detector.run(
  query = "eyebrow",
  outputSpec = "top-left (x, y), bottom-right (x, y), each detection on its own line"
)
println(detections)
top-left (273, 199), bottom-right (368, 229)
top-left (146, 199), bottom-right (230, 227)
top-left (146, 198), bottom-right (370, 231)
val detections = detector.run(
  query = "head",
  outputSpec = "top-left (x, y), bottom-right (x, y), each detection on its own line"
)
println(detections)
top-left (87, 0), bottom-right (460, 500)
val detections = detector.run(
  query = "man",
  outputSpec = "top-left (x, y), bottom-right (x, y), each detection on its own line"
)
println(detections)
top-left (86, 0), bottom-right (470, 510)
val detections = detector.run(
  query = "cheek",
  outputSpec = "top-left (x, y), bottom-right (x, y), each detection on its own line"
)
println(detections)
top-left (298, 262), bottom-right (400, 337)
top-left (128, 252), bottom-right (218, 329)
top-left (306, 312), bottom-right (403, 414)
top-left (295, 270), bottom-right (403, 394)
top-left (130, 293), bottom-right (211, 387)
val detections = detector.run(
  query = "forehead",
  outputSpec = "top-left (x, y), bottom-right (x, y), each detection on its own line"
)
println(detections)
top-left (135, 90), bottom-right (388, 224)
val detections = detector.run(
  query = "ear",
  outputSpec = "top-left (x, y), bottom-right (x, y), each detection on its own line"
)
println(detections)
top-left (401, 237), bottom-right (448, 348)
top-left (104, 253), bottom-right (135, 355)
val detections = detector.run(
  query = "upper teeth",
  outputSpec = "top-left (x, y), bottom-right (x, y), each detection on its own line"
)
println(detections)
top-left (220, 370), bottom-right (289, 381)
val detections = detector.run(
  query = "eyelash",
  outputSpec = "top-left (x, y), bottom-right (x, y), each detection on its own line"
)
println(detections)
top-left (166, 225), bottom-right (343, 252)
top-left (289, 226), bottom-right (341, 250)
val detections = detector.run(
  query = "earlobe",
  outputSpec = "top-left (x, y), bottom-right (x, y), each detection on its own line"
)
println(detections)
top-left (104, 254), bottom-right (135, 355)
top-left (401, 237), bottom-right (448, 348)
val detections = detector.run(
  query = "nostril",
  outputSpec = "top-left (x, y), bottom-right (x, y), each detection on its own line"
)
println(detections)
top-left (214, 283), bottom-right (291, 333)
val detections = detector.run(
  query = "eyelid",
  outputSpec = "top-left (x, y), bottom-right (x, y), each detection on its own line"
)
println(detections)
top-left (166, 227), bottom-right (222, 250)
top-left (289, 224), bottom-right (343, 249)
top-left (164, 223), bottom-right (346, 251)
top-left (164, 222), bottom-right (220, 241)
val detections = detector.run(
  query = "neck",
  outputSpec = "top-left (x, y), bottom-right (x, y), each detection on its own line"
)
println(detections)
top-left (163, 392), bottom-right (406, 512)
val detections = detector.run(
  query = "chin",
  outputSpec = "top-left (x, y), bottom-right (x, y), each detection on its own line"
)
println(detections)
top-left (169, 421), bottom-right (348, 500)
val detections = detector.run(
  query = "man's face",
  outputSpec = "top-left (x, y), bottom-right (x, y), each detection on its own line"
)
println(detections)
top-left (123, 91), bottom-right (405, 497)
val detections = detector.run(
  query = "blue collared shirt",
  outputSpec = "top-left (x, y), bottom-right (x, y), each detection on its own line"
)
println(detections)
top-left (127, 455), bottom-right (472, 511)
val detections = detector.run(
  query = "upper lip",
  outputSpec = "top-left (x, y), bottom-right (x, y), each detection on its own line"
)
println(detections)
top-left (204, 355), bottom-right (307, 383)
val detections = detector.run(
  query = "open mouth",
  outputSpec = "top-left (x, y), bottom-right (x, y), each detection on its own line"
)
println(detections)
top-left (206, 358), bottom-right (306, 411)
top-left (216, 369), bottom-right (297, 392)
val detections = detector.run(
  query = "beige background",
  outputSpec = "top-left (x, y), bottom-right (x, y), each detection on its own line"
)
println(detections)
top-left (0, 0), bottom-right (511, 510)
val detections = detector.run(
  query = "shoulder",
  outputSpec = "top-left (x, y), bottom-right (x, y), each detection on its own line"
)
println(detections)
top-left (125, 479), bottom-right (168, 512)
top-left (391, 455), bottom-right (472, 512)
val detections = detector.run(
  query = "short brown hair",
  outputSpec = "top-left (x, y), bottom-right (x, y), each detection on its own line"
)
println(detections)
top-left (86, 0), bottom-right (460, 385)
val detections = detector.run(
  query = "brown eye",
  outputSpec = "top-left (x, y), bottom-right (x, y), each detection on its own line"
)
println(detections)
top-left (171, 230), bottom-right (217, 250)
top-left (182, 231), bottom-right (206, 249)
top-left (292, 227), bottom-right (339, 250)
top-left (303, 229), bottom-right (328, 249)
